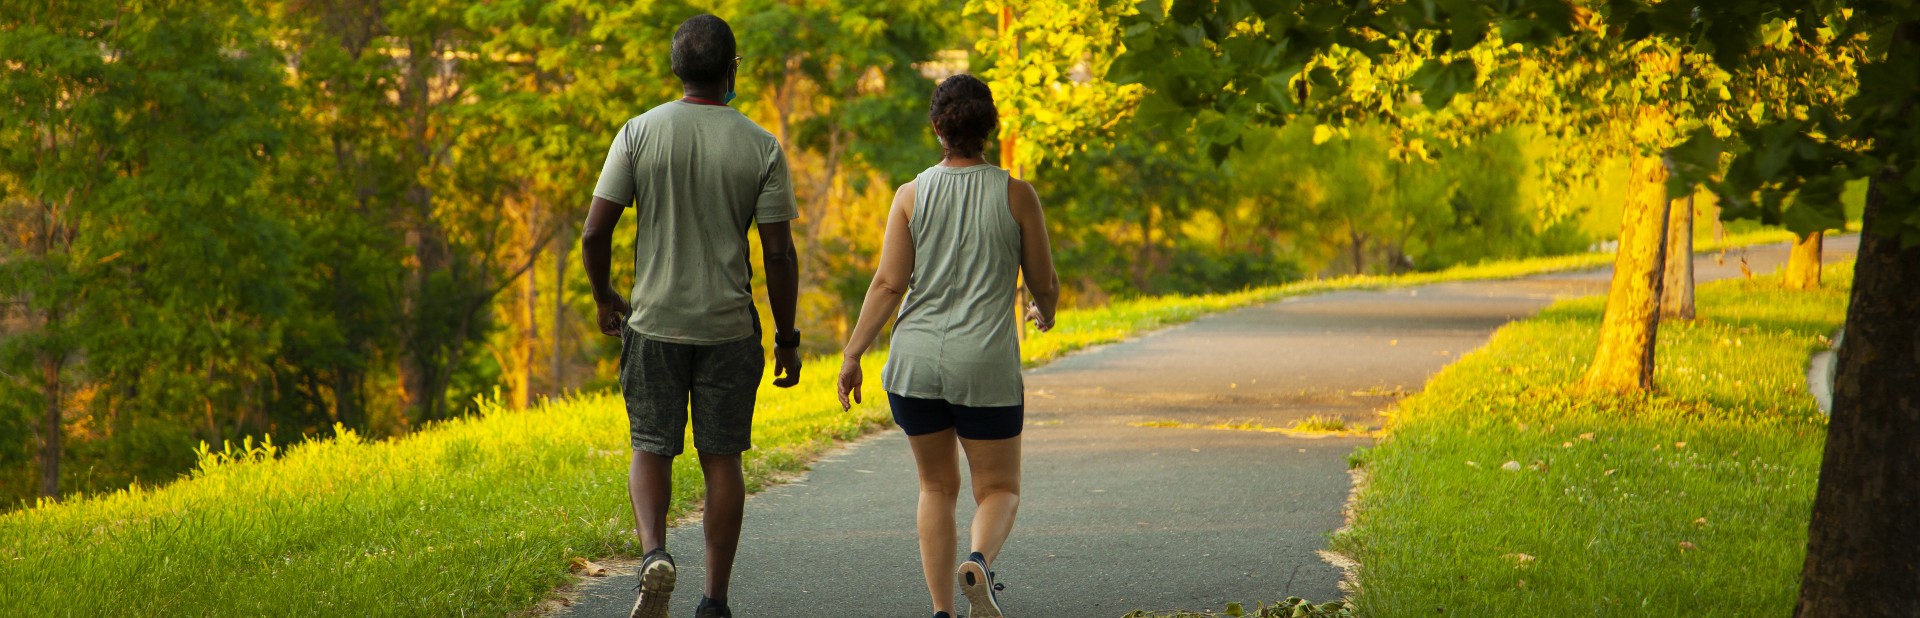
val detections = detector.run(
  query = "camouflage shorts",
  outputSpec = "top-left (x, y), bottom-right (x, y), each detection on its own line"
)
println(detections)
top-left (618, 326), bottom-right (764, 456)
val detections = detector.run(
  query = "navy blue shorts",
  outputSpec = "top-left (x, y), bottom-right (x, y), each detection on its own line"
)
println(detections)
top-left (887, 393), bottom-right (1024, 441)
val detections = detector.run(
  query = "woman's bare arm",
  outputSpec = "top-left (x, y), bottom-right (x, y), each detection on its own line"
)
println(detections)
top-left (1009, 178), bottom-right (1059, 328)
top-left (842, 182), bottom-right (918, 360)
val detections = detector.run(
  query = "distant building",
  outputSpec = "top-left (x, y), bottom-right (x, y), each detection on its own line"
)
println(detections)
top-left (915, 49), bottom-right (970, 81)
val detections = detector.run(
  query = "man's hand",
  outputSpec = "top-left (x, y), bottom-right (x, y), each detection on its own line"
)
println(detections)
top-left (772, 345), bottom-right (802, 388)
top-left (836, 354), bottom-right (862, 410)
top-left (595, 293), bottom-right (630, 337)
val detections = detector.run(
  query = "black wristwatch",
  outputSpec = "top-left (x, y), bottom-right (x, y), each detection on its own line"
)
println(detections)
top-left (774, 329), bottom-right (801, 349)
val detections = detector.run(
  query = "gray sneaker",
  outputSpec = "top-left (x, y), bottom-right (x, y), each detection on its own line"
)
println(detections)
top-left (629, 549), bottom-right (675, 618)
top-left (958, 551), bottom-right (1005, 618)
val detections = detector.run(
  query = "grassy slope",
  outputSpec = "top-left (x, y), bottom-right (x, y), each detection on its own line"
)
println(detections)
top-left (0, 231), bottom-right (1802, 616)
top-left (1338, 262), bottom-right (1852, 617)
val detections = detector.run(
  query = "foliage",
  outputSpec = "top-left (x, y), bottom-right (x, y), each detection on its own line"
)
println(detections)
top-left (0, 0), bottom-right (295, 495)
top-left (966, 0), bottom-right (1146, 169)
top-left (1338, 262), bottom-right (1854, 616)
top-left (0, 0), bottom-right (1841, 512)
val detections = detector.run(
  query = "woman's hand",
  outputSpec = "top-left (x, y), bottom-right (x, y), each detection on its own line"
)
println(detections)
top-left (1025, 302), bottom-right (1055, 333)
top-left (836, 354), bottom-right (863, 411)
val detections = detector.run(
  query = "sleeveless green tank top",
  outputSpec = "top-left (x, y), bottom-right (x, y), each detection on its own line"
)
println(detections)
top-left (880, 164), bottom-right (1024, 407)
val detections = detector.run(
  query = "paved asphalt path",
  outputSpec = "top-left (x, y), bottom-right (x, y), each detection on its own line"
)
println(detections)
top-left (558, 237), bottom-right (1855, 618)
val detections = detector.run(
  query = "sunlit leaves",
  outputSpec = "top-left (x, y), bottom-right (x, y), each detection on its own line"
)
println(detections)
top-left (970, 0), bottom-right (1146, 169)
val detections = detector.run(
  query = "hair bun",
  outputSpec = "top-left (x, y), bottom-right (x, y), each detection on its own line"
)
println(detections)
top-left (930, 74), bottom-right (998, 159)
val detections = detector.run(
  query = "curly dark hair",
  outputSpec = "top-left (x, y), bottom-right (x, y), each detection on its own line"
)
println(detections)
top-left (930, 74), bottom-right (998, 159)
top-left (672, 14), bottom-right (735, 84)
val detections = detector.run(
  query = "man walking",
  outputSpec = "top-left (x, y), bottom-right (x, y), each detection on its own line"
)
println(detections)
top-left (579, 14), bottom-right (802, 618)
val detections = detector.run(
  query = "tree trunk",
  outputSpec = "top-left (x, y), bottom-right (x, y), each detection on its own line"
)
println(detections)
top-left (331, 366), bottom-right (363, 429)
top-left (1133, 207), bottom-right (1156, 290)
top-left (1785, 230), bottom-right (1824, 290)
top-left (514, 264), bottom-right (536, 410)
top-left (1794, 175), bottom-right (1920, 617)
top-left (1583, 151), bottom-right (1671, 392)
top-left (1349, 221), bottom-right (1367, 275)
top-left (550, 219), bottom-right (571, 396)
top-left (37, 347), bottom-right (62, 500)
top-left (1661, 195), bottom-right (1695, 320)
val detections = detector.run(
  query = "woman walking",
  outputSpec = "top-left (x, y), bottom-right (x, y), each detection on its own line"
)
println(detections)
top-left (836, 74), bottom-right (1059, 618)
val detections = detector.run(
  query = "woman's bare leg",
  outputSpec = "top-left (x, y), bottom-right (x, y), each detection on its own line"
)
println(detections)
top-left (907, 429), bottom-right (963, 614)
top-left (959, 434), bottom-right (1022, 565)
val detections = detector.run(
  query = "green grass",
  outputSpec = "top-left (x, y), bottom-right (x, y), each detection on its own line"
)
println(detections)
top-left (1291, 415), bottom-right (1353, 433)
top-left (0, 358), bottom-right (897, 616)
top-left (1334, 261), bottom-right (1852, 617)
top-left (0, 231), bottom-right (1808, 616)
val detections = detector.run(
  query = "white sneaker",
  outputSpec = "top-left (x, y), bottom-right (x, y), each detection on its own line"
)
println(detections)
top-left (629, 549), bottom-right (676, 618)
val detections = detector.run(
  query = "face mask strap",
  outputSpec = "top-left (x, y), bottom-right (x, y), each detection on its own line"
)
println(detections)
top-left (725, 55), bottom-right (741, 104)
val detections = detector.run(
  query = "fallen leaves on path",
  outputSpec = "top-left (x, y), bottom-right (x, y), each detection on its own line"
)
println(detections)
top-left (569, 557), bottom-right (608, 577)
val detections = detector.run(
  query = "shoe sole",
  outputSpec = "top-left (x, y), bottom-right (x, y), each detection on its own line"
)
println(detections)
top-left (958, 560), bottom-right (1002, 618)
top-left (629, 559), bottom-right (676, 618)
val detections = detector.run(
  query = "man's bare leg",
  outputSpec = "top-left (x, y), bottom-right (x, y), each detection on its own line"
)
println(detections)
top-left (698, 452), bottom-right (746, 602)
top-left (630, 450), bottom-right (675, 551)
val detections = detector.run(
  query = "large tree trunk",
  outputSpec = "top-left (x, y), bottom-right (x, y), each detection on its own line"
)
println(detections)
top-left (37, 347), bottom-right (62, 500)
top-left (1661, 195), bottom-right (1695, 320)
top-left (1784, 230), bottom-right (1824, 290)
top-left (1583, 151), bottom-right (1671, 392)
top-left (1794, 175), bottom-right (1920, 617)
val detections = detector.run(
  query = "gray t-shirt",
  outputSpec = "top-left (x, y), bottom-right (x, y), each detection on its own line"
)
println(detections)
top-left (593, 101), bottom-right (799, 344)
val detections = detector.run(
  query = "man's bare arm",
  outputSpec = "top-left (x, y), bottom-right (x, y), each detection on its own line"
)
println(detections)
top-left (759, 220), bottom-right (801, 387)
top-left (581, 196), bottom-right (629, 336)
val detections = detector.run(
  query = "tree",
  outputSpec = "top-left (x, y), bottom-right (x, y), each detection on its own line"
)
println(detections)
top-left (967, 0), bottom-right (1145, 171)
top-left (1661, 195), bottom-right (1697, 319)
top-left (729, 0), bottom-right (957, 343)
top-left (1, 0), bottom-right (293, 497)
top-left (1718, 18), bottom-right (1867, 291)
top-left (1120, 0), bottom-right (1914, 610)
top-left (460, 0), bottom-right (689, 408)
top-left (267, 0), bottom-right (599, 424)
top-left (1689, 12), bottom-right (1920, 615)
top-left (1116, 4), bottom-right (1721, 391)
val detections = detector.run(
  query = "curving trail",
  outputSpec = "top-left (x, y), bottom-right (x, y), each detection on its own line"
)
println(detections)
top-left (557, 237), bottom-right (1854, 617)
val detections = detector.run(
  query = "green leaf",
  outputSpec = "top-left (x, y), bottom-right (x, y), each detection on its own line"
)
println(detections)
top-left (1665, 130), bottom-right (1723, 201)
top-left (1407, 58), bottom-right (1477, 109)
